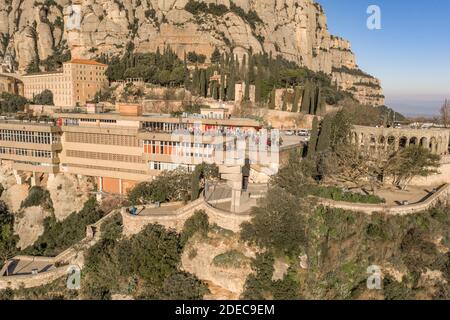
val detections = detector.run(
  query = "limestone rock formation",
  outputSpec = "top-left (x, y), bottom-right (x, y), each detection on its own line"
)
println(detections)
top-left (0, 0), bottom-right (384, 105)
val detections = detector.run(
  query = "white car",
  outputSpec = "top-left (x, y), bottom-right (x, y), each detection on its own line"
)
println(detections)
top-left (285, 130), bottom-right (295, 136)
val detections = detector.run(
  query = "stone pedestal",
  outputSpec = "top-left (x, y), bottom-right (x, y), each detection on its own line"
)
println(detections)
top-left (219, 165), bottom-right (243, 213)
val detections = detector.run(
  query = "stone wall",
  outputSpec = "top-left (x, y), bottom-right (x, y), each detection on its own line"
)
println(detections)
top-left (320, 184), bottom-right (450, 215)
top-left (0, 266), bottom-right (68, 290)
top-left (122, 197), bottom-right (252, 237)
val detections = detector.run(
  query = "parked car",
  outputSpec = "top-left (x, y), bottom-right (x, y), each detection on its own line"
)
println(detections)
top-left (297, 129), bottom-right (310, 137)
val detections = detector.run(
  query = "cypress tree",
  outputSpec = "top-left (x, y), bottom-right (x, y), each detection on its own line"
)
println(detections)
top-left (307, 116), bottom-right (319, 158)
top-left (316, 115), bottom-right (332, 152)
top-left (292, 87), bottom-right (300, 113)
top-left (220, 72), bottom-right (225, 100)
top-left (269, 87), bottom-right (276, 109)
top-left (309, 84), bottom-right (316, 115)
top-left (281, 91), bottom-right (287, 111)
top-left (227, 55), bottom-right (236, 101)
top-left (191, 166), bottom-right (202, 201)
top-left (192, 66), bottom-right (200, 95)
top-left (200, 70), bottom-right (207, 97)
top-left (300, 82), bottom-right (311, 114)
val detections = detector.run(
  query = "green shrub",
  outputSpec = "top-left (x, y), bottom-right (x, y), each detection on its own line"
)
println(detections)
top-left (22, 198), bottom-right (103, 256)
top-left (33, 89), bottom-right (54, 105)
top-left (181, 210), bottom-right (209, 246)
top-left (213, 250), bottom-right (250, 268)
top-left (21, 186), bottom-right (53, 210)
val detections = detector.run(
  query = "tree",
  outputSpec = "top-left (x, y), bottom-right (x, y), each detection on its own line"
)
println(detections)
top-left (0, 202), bottom-right (18, 275)
top-left (240, 187), bottom-right (307, 255)
top-left (210, 48), bottom-right (221, 64)
top-left (388, 145), bottom-right (441, 190)
top-left (440, 99), bottom-right (450, 128)
top-left (307, 117), bottom-right (319, 158)
top-left (0, 92), bottom-right (28, 113)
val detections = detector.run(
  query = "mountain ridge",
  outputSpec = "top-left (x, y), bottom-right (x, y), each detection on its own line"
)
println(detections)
top-left (0, 0), bottom-right (385, 106)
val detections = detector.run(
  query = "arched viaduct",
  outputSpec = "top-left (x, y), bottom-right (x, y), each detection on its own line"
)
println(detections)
top-left (351, 125), bottom-right (450, 155)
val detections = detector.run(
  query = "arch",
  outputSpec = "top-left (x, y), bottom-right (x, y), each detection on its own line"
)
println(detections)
top-left (387, 136), bottom-right (396, 145)
top-left (378, 136), bottom-right (386, 145)
top-left (429, 137), bottom-right (437, 154)
top-left (409, 137), bottom-right (418, 145)
top-left (419, 137), bottom-right (428, 148)
top-left (438, 137), bottom-right (443, 154)
top-left (352, 132), bottom-right (358, 144)
top-left (399, 136), bottom-right (408, 148)
top-left (369, 134), bottom-right (376, 144)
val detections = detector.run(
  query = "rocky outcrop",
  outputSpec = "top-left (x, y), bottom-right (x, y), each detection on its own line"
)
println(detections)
top-left (0, 0), bottom-right (384, 105)
top-left (181, 230), bottom-right (256, 298)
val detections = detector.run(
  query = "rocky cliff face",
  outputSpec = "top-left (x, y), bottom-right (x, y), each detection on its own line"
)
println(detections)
top-left (0, 0), bottom-right (384, 106)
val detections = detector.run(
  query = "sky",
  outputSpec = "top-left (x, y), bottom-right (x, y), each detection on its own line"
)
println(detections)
top-left (318, 0), bottom-right (450, 116)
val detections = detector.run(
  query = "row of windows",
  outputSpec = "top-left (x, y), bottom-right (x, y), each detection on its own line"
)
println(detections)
top-left (0, 130), bottom-right (59, 144)
top-left (149, 161), bottom-right (196, 172)
top-left (0, 147), bottom-right (55, 158)
top-left (142, 122), bottom-right (189, 132)
top-left (143, 140), bottom-right (214, 158)
top-left (65, 132), bottom-right (138, 147)
top-left (62, 163), bottom-right (146, 175)
top-left (66, 150), bottom-right (143, 163)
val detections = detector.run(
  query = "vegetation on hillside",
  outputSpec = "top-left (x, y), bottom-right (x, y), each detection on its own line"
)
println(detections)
top-left (239, 108), bottom-right (447, 300)
top-left (20, 186), bottom-right (53, 211)
top-left (22, 198), bottom-right (104, 257)
top-left (98, 44), bottom-right (185, 86)
top-left (0, 201), bottom-right (18, 274)
top-left (0, 92), bottom-right (28, 113)
top-left (81, 211), bottom-right (210, 299)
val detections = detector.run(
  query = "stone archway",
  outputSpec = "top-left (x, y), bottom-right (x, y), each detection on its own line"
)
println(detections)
top-left (409, 137), bottom-right (418, 146)
top-left (429, 137), bottom-right (438, 154)
top-left (399, 136), bottom-right (408, 148)
top-left (420, 137), bottom-right (428, 148)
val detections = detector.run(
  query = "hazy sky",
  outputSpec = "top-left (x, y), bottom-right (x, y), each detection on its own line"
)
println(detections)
top-left (318, 0), bottom-right (450, 116)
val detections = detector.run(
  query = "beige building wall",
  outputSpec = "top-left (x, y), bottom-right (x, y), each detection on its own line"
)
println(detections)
top-left (22, 59), bottom-right (108, 107)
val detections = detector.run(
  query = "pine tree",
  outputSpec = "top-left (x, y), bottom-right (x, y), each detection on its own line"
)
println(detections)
top-left (307, 116), bottom-right (319, 158)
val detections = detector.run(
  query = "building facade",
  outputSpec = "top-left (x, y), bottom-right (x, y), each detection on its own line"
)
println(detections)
top-left (0, 104), bottom-right (268, 195)
top-left (22, 59), bottom-right (108, 107)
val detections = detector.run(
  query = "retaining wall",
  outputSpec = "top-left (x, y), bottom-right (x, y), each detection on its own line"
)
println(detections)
top-left (320, 184), bottom-right (450, 215)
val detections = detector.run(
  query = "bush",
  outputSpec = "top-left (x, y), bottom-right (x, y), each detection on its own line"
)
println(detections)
top-left (181, 210), bottom-right (209, 246)
top-left (100, 213), bottom-right (123, 241)
top-left (308, 185), bottom-right (386, 204)
top-left (21, 186), bottom-right (53, 210)
top-left (0, 92), bottom-right (28, 113)
top-left (213, 250), bottom-right (250, 268)
top-left (33, 89), bottom-right (54, 105)
top-left (128, 168), bottom-right (192, 204)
